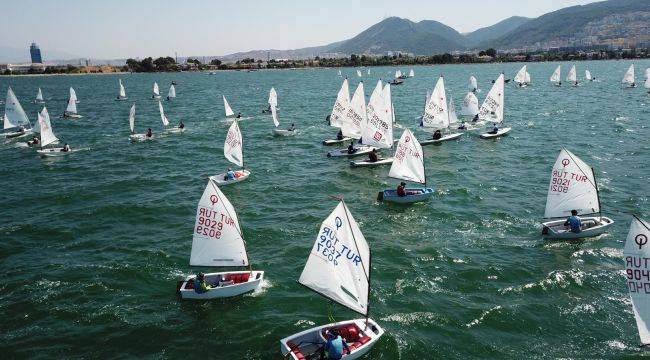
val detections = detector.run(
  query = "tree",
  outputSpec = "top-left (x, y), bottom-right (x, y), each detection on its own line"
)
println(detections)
top-left (485, 48), bottom-right (497, 57)
top-left (210, 59), bottom-right (222, 66)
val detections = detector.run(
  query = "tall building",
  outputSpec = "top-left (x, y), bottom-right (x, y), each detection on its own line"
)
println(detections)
top-left (30, 43), bottom-right (42, 63)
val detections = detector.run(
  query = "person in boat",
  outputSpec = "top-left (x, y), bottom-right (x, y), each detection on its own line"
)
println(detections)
top-left (178, 120), bottom-right (185, 129)
top-left (487, 124), bottom-right (499, 134)
top-left (368, 148), bottom-right (378, 162)
top-left (397, 182), bottom-right (407, 197)
top-left (30, 136), bottom-right (40, 146)
top-left (336, 129), bottom-right (343, 140)
top-left (61, 143), bottom-right (70, 152)
top-left (347, 141), bottom-right (357, 154)
top-left (287, 123), bottom-right (295, 131)
top-left (458, 121), bottom-right (467, 130)
top-left (224, 167), bottom-right (236, 181)
top-left (322, 328), bottom-right (350, 360)
top-left (432, 129), bottom-right (442, 140)
top-left (146, 128), bottom-right (153, 138)
top-left (472, 114), bottom-right (479, 123)
top-left (166, 96), bottom-right (170, 101)
top-left (194, 272), bottom-right (211, 294)
top-left (564, 210), bottom-right (582, 234)
top-left (326, 115), bottom-right (331, 125)
top-left (236, 112), bottom-right (242, 119)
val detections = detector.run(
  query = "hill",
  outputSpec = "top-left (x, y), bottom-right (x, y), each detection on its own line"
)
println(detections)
top-left (465, 16), bottom-right (531, 47)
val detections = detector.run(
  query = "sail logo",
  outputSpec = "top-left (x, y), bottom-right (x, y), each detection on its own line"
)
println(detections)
top-left (373, 132), bottom-right (383, 142)
top-left (562, 159), bottom-right (570, 167)
top-left (636, 234), bottom-right (648, 250)
top-left (209, 195), bottom-right (219, 205)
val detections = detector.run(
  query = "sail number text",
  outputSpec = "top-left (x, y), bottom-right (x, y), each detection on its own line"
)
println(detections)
top-left (315, 226), bottom-right (362, 267)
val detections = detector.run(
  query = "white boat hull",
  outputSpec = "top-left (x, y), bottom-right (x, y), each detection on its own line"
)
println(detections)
top-left (280, 318), bottom-right (384, 360)
top-left (62, 114), bottom-right (83, 119)
top-left (37, 148), bottom-right (81, 157)
top-left (328, 146), bottom-right (376, 158)
top-left (480, 127), bottom-right (511, 139)
top-left (378, 188), bottom-right (435, 203)
top-left (178, 271), bottom-right (264, 299)
top-left (130, 134), bottom-right (152, 142)
top-left (273, 129), bottom-right (296, 136)
top-left (209, 169), bottom-right (251, 185)
top-left (322, 137), bottom-right (353, 146)
top-left (542, 216), bottom-right (614, 240)
top-left (164, 127), bottom-right (185, 134)
top-left (420, 132), bottom-right (463, 145)
top-left (350, 157), bottom-right (394, 167)
top-left (4, 128), bottom-right (34, 139)
top-left (115, 97), bottom-right (128, 101)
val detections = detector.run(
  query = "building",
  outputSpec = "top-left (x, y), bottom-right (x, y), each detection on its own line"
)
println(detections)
top-left (30, 43), bottom-right (42, 63)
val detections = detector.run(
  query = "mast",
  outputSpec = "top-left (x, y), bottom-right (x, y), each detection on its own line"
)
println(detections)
top-left (240, 119), bottom-right (245, 170)
top-left (592, 167), bottom-right (602, 222)
top-left (340, 199), bottom-right (371, 323)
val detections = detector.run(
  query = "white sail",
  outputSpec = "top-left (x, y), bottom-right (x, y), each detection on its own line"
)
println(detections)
top-left (118, 79), bottom-right (126, 98)
top-left (409, 69), bottom-right (414, 77)
top-left (550, 66), bottom-right (561, 83)
top-left (389, 128), bottom-right (425, 184)
top-left (478, 73), bottom-right (504, 123)
top-left (524, 71), bottom-right (531, 84)
top-left (168, 84), bottom-right (176, 98)
top-left (514, 65), bottom-right (527, 84)
top-left (362, 80), bottom-right (392, 149)
top-left (223, 96), bottom-right (235, 117)
top-left (623, 64), bottom-right (635, 85)
top-left (341, 82), bottom-right (366, 139)
top-left (356, 69), bottom-right (362, 77)
top-left (268, 87), bottom-right (278, 108)
top-left (36, 87), bottom-right (44, 101)
top-left (298, 201), bottom-right (370, 316)
top-left (585, 70), bottom-right (593, 81)
top-left (382, 84), bottom-right (394, 125)
top-left (190, 180), bottom-right (248, 267)
top-left (4, 87), bottom-right (30, 129)
top-left (469, 76), bottom-right (478, 91)
top-left (338, 69), bottom-right (342, 77)
top-left (224, 120), bottom-right (244, 167)
top-left (329, 79), bottom-right (350, 128)
top-left (38, 108), bottom-right (58, 147)
top-left (623, 216), bottom-right (650, 346)
top-left (447, 95), bottom-right (459, 125)
top-left (158, 101), bottom-right (169, 126)
top-left (271, 105), bottom-right (280, 127)
top-left (367, 69), bottom-right (370, 75)
top-left (69, 87), bottom-right (78, 103)
top-left (395, 70), bottom-right (402, 79)
top-left (645, 68), bottom-right (650, 89)
top-left (421, 76), bottom-right (448, 130)
top-left (461, 92), bottom-right (479, 116)
top-left (544, 148), bottom-right (599, 218)
top-left (66, 96), bottom-right (78, 114)
top-left (153, 82), bottom-right (160, 96)
top-left (129, 104), bottom-right (136, 133)
top-left (567, 65), bottom-right (577, 83)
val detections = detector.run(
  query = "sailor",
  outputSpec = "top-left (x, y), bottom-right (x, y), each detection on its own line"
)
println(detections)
top-left (287, 123), bottom-right (295, 131)
top-left (225, 167), bottom-right (236, 181)
top-left (564, 210), bottom-right (582, 233)
top-left (396, 182), bottom-right (406, 197)
top-left (472, 114), bottom-right (479, 123)
top-left (61, 143), bottom-right (70, 152)
top-left (487, 123), bottom-right (499, 134)
top-left (146, 128), bottom-right (153, 138)
top-left (236, 112), bottom-right (242, 119)
top-left (432, 129), bottom-right (442, 140)
top-left (322, 328), bottom-right (350, 360)
top-left (347, 141), bottom-right (357, 154)
top-left (368, 148), bottom-right (378, 162)
top-left (30, 136), bottom-right (40, 146)
top-left (336, 129), bottom-right (344, 140)
top-left (178, 120), bottom-right (185, 129)
top-left (194, 273), bottom-right (211, 294)
top-left (457, 121), bottom-right (467, 130)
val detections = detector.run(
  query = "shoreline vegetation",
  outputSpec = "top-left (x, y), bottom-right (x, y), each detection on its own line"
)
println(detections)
top-left (3, 48), bottom-right (649, 76)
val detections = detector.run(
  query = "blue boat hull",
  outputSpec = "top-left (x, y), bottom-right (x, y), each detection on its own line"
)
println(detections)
top-left (379, 188), bottom-right (434, 203)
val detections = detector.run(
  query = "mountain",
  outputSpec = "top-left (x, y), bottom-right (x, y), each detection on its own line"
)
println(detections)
top-left (0, 46), bottom-right (80, 63)
top-left (216, 41), bottom-right (345, 63)
top-left (486, 0), bottom-right (650, 49)
top-left (465, 16), bottom-right (531, 47)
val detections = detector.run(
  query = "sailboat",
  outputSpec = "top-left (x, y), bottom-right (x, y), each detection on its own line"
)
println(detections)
top-left (34, 87), bottom-right (45, 104)
top-left (623, 215), bottom-right (650, 346)
top-left (222, 95), bottom-right (240, 122)
top-left (622, 64), bottom-right (636, 88)
top-left (209, 120), bottom-right (250, 185)
top-left (62, 87), bottom-right (82, 118)
top-left (567, 65), bottom-right (578, 87)
top-left (550, 65), bottom-right (562, 86)
top-left (461, 92), bottom-right (479, 119)
top-left (271, 104), bottom-right (295, 136)
top-left (280, 200), bottom-right (385, 359)
top-left (4, 87), bottom-right (33, 138)
top-left (177, 179), bottom-right (264, 299)
top-left (327, 82), bottom-right (377, 158)
top-left (541, 148), bottom-right (614, 239)
top-left (356, 69), bottom-right (362, 77)
top-left (167, 84), bottom-right (176, 100)
top-left (397, 70), bottom-right (407, 79)
top-left (469, 76), bottom-right (479, 93)
top-left (585, 70), bottom-right (594, 82)
top-left (268, 87), bottom-right (278, 110)
top-left (378, 128), bottom-right (434, 203)
top-left (152, 82), bottom-right (161, 99)
top-left (478, 73), bottom-right (510, 139)
top-left (351, 80), bottom-right (394, 167)
top-left (37, 107), bottom-right (79, 156)
top-left (514, 65), bottom-right (529, 87)
top-left (338, 69), bottom-right (342, 77)
top-left (116, 79), bottom-right (127, 101)
top-left (128, 104), bottom-right (150, 142)
top-left (409, 69), bottom-right (414, 78)
top-left (323, 78), bottom-right (353, 145)
top-left (420, 76), bottom-right (463, 145)
top-left (367, 69), bottom-right (370, 75)
top-left (159, 101), bottom-right (183, 133)
top-left (389, 70), bottom-right (404, 85)
top-left (645, 68), bottom-right (650, 93)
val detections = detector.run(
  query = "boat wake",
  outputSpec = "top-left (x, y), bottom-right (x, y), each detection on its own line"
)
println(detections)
top-left (466, 305), bottom-right (502, 328)
top-left (245, 278), bottom-right (272, 297)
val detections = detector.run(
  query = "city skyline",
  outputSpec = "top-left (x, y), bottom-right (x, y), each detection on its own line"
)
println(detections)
top-left (0, 0), bottom-right (599, 60)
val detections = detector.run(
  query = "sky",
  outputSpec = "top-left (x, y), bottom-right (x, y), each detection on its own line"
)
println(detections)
top-left (0, 0), bottom-right (599, 59)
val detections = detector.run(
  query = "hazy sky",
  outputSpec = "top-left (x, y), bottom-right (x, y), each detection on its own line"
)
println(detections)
top-left (0, 0), bottom-right (598, 59)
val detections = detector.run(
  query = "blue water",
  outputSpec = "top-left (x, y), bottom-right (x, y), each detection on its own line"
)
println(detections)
top-left (1, 59), bottom-right (649, 358)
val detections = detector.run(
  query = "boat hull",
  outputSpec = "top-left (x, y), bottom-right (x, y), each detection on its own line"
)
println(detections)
top-left (379, 188), bottom-right (434, 203)
top-left (209, 169), bottom-right (251, 185)
top-left (37, 148), bottom-right (80, 157)
top-left (420, 132), bottom-right (463, 145)
top-left (273, 129), bottom-right (296, 136)
top-left (328, 146), bottom-right (376, 158)
top-left (280, 318), bottom-right (384, 360)
top-left (350, 157), bottom-right (394, 167)
top-left (130, 133), bottom-right (152, 142)
top-left (62, 114), bottom-right (83, 119)
top-left (4, 128), bottom-right (34, 139)
top-left (178, 271), bottom-right (264, 299)
top-left (164, 127), bottom-right (185, 134)
top-left (480, 127), bottom-right (511, 139)
top-left (542, 216), bottom-right (614, 240)
top-left (322, 137), bottom-right (353, 145)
